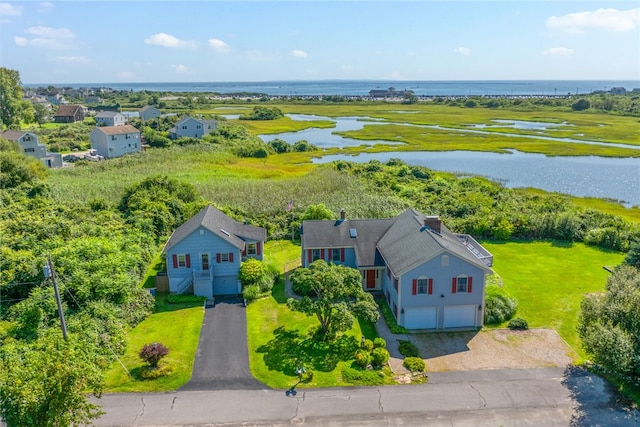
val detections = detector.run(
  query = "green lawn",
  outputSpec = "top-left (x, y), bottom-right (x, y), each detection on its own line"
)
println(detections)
top-left (103, 293), bottom-right (204, 392)
top-left (246, 280), bottom-right (386, 389)
top-left (482, 241), bottom-right (625, 359)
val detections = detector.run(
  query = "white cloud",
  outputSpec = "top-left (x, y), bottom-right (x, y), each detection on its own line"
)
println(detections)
top-left (542, 47), bottom-right (574, 57)
top-left (15, 26), bottom-right (77, 49)
top-left (292, 49), bottom-right (308, 58)
top-left (0, 3), bottom-right (22, 16)
top-left (171, 64), bottom-right (189, 74)
top-left (454, 47), bottom-right (471, 56)
top-left (52, 55), bottom-right (90, 64)
top-left (546, 8), bottom-right (640, 33)
top-left (38, 2), bottom-right (54, 13)
top-left (144, 33), bottom-right (195, 48)
top-left (208, 38), bottom-right (230, 53)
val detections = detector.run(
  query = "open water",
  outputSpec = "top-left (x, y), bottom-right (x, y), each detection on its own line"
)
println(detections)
top-left (28, 80), bottom-right (639, 97)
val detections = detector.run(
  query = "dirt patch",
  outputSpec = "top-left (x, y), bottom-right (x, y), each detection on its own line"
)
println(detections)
top-left (409, 328), bottom-right (578, 372)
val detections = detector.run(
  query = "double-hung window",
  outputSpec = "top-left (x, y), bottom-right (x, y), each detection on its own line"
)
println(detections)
top-left (332, 248), bottom-right (341, 262)
top-left (247, 243), bottom-right (257, 255)
top-left (312, 249), bottom-right (321, 261)
top-left (417, 278), bottom-right (429, 295)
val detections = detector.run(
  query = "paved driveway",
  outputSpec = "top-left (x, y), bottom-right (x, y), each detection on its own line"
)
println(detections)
top-left (180, 297), bottom-right (265, 391)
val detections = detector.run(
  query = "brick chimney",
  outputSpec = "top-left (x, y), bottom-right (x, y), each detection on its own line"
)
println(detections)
top-left (340, 208), bottom-right (346, 220)
top-left (424, 216), bottom-right (441, 233)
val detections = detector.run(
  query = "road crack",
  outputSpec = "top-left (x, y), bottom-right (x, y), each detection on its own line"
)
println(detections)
top-left (171, 396), bottom-right (177, 410)
top-left (469, 382), bottom-right (487, 408)
top-left (377, 388), bottom-right (384, 413)
top-left (131, 396), bottom-right (145, 424)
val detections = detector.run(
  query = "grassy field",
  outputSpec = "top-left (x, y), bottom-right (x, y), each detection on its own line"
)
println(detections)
top-left (103, 293), bottom-right (204, 392)
top-left (482, 241), bottom-right (625, 359)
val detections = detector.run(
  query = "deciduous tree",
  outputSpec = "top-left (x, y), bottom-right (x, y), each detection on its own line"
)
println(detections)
top-left (0, 67), bottom-right (34, 128)
top-left (287, 260), bottom-right (379, 340)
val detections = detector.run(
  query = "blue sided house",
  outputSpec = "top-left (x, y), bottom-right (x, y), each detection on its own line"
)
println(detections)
top-left (301, 209), bottom-right (493, 330)
top-left (163, 205), bottom-right (266, 298)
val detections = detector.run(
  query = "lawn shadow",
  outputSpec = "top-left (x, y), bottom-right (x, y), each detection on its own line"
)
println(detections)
top-left (561, 365), bottom-right (639, 426)
top-left (551, 240), bottom-right (573, 248)
top-left (271, 279), bottom-right (287, 304)
top-left (153, 292), bottom-right (205, 314)
top-left (256, 326), bottom-right (359, 375)
top-left (414, 331), bottom-right (479, 359)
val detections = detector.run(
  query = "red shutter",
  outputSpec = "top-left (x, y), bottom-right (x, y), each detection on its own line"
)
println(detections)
top-left (452, 277), bottom-right (457, 294)
top-left (229, 252), bottom-right (234, 263)
top-left (428, 278), bottom-right (433, 295)
top-left (321, 249), bottom-right (325, 260)
top-left (307, 249), bottom-right (312, 264)
top-left (257, 241), bottom-right (261, 256)
top-left (412, 279), bottom-right (417, 295)
top-left (468, 277), bottom-right (473, 293)
top-left (340, 248), bottom-right (345, 262)
top-left (216, 253), bottom-right (221, 263)
top-left (185, 254), bottom-right (191, 268)
top-left (172, 254), bottom-right (178, 268)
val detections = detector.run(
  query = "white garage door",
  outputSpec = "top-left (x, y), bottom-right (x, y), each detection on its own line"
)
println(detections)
top-left (404, 307), bottom-right (437, 329)
top-left (444, 305), bottom-right (477, 328)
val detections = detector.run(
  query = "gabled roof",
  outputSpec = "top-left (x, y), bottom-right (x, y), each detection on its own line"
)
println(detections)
top-left (1, 130), bottom-right (29, 141)
top-left (163, 205), bottom-right (266, 253)
top-left (377, 209), bottom-right (491, 276)
top-left (139, 105), bottom-right (159, 113)
top-left (302, 218), bottom-right (394, 267)
top-left (95, 111), bottom-right (122, 118)
top-left (93, 124), bottom-right (140, 136)
top-left (53, 104), bottom-right (84, 117)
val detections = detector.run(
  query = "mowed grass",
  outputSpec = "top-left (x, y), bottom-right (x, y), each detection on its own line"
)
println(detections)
top-left (103, 293), bottom-right (204, 392)
top-left (482, 241), bottom-right (625, 359)
top-left (246, 280), bottom-right (379, 389)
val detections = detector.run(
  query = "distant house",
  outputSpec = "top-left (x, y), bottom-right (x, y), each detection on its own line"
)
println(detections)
top-left (1, 130), bottom-right (62, 168)
top-left (162, 205), bottom-right (267, 298)
top-left (169, 116), bottom-right (217, 140)
top-left (368, 87), bottom-right (415, 98)
top-left (46, 94), bottom-right (67, 105)
top-left (139, 105), bottom-right (161, 122)
top-left (95, 111), bottom-right (127, 127)
top-left (301, 209), bottom-right (493, 330)
top-left (84, 95), bottom-right (102, 104)
top-left (53, 104), bottom-right (86, 123)
top-left (90, 124), bottom-right (141, 158)
top-left (610, 87), bottom-right (627, 95)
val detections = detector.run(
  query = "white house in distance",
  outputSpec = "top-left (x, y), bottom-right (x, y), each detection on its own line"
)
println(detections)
top-left (90, 124), bottom-right (141, 159)
top-left (1, 130), bottom-right (63, 168)
top-left (95, 111), bottom-right (127, 127)
top-left (169, 116), bottom-right (217, 140)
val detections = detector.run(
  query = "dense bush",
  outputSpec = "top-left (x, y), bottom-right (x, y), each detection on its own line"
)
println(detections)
top-left (139, 342), bottom-right (169, 368)
top-left (403, 357), bottom-right (426, 372)
top-left (362, 339), bottom-right (374, 352)
top-left (484, 285), bottom-right (518, 324)
top-left (398, 340), bottom-right (420, 357)
top-left (292, 140), bottom-right (319, 152)
top-left (371, 347), bottom-right (390, 367)
top-left (239, 106), bottom-right (284, 120)
top-left (373, 337), bottom-right (386, 349)
top-left (354, 349), bottom-right (371, 368)
top-left (508, 318), bottom-right (529, 330)
top-left (242, 285), bottom-right (261, 303)
top-left (268, 139), bottom-right (292, 153)
top-left (341, 366), bottom-right (385, 385)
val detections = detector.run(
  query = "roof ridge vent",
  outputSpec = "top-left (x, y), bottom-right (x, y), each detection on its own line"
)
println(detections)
top-left (220, 228), bottom-right (230, 237)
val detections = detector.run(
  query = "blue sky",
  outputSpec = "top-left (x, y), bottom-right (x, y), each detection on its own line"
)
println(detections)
top-left (1, 1), bottom-right (639, 84)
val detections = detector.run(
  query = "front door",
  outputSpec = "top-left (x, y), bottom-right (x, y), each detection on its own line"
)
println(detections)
top-left (366, 270), bottom-right (376, 289)
top-left (201, 253), bottom-right (209, 270)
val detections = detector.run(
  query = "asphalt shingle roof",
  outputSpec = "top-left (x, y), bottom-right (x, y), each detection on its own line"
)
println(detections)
top-left (163, 205), bottom-right (266, 253)
top-left (94, 124), bottom-right (140, 135)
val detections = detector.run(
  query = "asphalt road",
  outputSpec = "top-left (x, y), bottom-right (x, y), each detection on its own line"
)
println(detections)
top-left (179, 297), bottom-right (265, 391)
top-left (92, 367), bottom-right (639, 426)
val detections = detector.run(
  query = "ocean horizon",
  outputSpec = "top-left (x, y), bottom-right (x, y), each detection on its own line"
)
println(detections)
top-left (24, 79), bottom-right (639, 97)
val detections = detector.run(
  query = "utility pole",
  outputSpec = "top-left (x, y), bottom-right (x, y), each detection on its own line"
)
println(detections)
top-left (44, 255), bottom-right (68, 340)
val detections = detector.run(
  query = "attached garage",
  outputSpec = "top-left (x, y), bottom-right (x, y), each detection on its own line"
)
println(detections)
top-left (443, 305), bottom-right (477, 329)
top-left (213, 276), bottom-right (240, 296)
top-left (404, 307), bottom-right (437, 329)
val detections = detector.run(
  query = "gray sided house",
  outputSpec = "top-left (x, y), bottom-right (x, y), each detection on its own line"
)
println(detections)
top-left (1, 130), bottom-right (62, 168)
top-left (301, 209), bottom-right (493, 330)
top-left (169, 116), bottom-right (217, 140)
top-left (139, 105), bottom-right (161, 121)
top-left (90, 124), bottom-right (141, 158)
top-left (162, 205), bottom-right (267, 298)
top-left (95, 111), bottom-right (127, 127)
